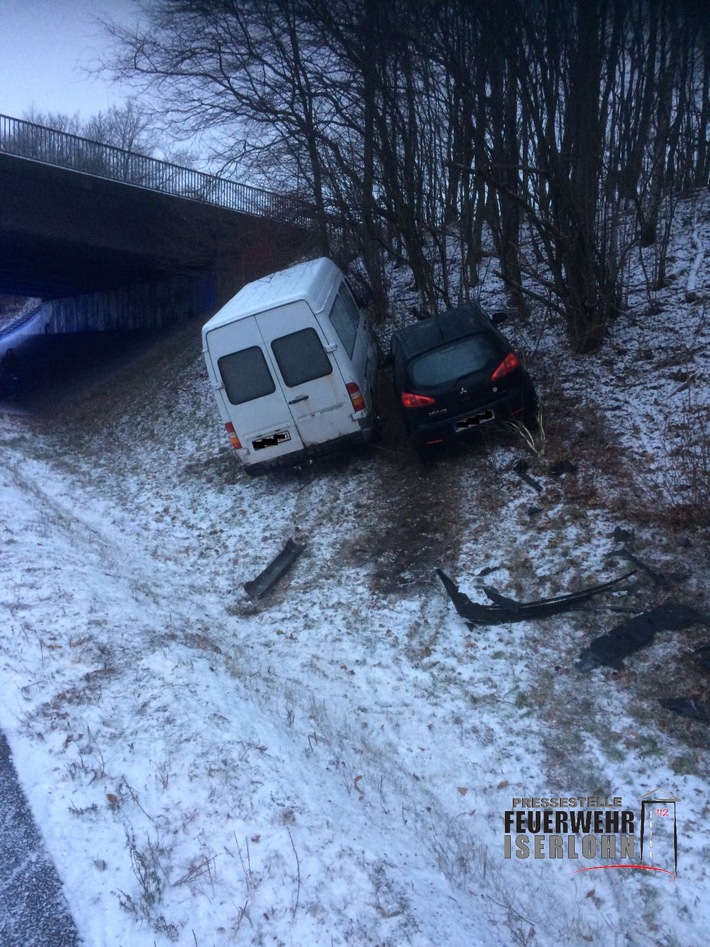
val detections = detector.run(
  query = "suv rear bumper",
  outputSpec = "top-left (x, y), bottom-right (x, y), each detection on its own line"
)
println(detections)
top-left (407, 385), bottom-right (536, 448)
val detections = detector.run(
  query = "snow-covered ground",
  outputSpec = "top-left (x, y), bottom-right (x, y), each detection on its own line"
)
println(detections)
top-left (0, 191), bottom-right (709, 946)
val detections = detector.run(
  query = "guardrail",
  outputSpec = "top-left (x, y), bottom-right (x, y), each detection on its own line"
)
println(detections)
top-left (0, 113), bottom-right (313, 226)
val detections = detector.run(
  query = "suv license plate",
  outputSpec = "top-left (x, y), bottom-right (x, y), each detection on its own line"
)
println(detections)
top-left (253, 430), bottom-right (292, 450)
top-left (455, 410), bottom-right (494, 430)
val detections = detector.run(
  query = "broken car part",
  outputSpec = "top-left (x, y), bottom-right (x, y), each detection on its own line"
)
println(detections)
top-left (243, 538), bottom-right (305, 599)
top-left (436, 568), bottom-right (636, 626)
top-left (512, 458), bottom-right (544, 493)
top-left (658, 696), bottom-right (710, 723)
top-left (576, 600), bottom-right (708, 670)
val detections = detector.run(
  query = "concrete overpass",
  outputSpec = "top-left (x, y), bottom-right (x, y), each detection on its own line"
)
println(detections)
top-left (0, 115), bottom-right (318, 330)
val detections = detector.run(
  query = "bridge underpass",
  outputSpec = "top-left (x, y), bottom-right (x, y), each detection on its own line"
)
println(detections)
top-left (0, 116), bottom-right (319, 406)
top-left (0, 147), bottom-right (315, 308)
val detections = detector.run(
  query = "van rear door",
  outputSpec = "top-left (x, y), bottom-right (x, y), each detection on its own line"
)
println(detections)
top-left (256, 302), bottom-right (359, 447)
top-left (205, 317), bottom-right (305, 459)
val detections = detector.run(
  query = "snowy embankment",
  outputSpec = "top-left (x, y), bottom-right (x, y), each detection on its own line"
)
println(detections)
top-left (0, 191), bottom-right (709, 946)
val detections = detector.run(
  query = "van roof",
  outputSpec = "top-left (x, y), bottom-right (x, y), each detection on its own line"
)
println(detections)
top-left (203, 257), bottom-right (342, 332)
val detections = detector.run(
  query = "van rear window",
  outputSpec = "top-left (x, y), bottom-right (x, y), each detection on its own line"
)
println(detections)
top-left (271, 328), bottom-right (332, 387)
top-left (218, 346), bottom-right (275, 405)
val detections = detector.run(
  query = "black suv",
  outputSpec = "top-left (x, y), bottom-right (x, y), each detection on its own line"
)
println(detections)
top-left (390, 303), bottom-right (538, 455)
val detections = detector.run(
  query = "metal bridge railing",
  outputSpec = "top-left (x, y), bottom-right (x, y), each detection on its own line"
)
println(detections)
top-left (0, 113), bottom-right (313, 227)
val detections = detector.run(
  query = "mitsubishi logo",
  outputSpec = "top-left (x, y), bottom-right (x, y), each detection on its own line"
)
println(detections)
top-left (459, 386), bottom-right (468, 396)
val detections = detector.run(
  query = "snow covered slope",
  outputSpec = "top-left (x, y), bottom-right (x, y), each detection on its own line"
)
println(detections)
top-left (0, 191), bottom-right (708, 946)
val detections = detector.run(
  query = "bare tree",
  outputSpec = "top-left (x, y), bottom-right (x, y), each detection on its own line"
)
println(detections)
top-left (99, 0), bottom-right (710, 345)
top-left (82, 98), bottom-right (157, 153)
top-left (10, 101), bottom-right (160, 182)
top-left (21, 108), bottom-right (83, 135)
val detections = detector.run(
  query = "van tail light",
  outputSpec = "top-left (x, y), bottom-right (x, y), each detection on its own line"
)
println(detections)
top-left (490, 352), bottom-right (520, 382)
top-left (402, 392), bottom-right (436, 409)
top-left (346, 382), bottom-right (366, 412)
top-left (225, 421), bottom-right (242, 449)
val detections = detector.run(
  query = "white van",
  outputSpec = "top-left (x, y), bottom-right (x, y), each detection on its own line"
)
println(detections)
top-left (202, 258), bottom-right (378, 472)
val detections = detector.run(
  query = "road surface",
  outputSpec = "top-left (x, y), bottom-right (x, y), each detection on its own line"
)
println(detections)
top-left (0, 731), bottom-right (81, 946)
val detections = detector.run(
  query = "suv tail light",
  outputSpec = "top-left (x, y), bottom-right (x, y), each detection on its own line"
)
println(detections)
top-left (402, 392), bottom-right (437, 409)
top-left (225, 421), bottom-right (242, 449)
top-left (346, 382), bottom-right (366, 412)
top-left (490, 352), bottom-right (520, 382)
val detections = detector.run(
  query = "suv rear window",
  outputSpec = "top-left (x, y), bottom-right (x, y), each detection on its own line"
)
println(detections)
top-left (218, 346), bottom-right (275, 405)
top-left (408, 335), bottom-right (497, 387)
top-left (271, 327), bottom-right (332, 387)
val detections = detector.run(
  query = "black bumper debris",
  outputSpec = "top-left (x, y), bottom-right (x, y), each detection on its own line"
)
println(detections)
top-left (436, 568), bottom-right (635, 626)
top-left (658, 696), bottom-right (710, 722)
top-left (576, 600), bottom-right (707, 670)
top-left (244, 538), bottom-right (305, 599)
